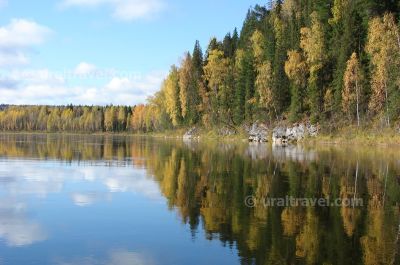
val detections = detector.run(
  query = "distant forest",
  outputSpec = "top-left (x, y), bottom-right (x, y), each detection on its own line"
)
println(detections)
top-left (1, 0), bottom-right (400, 133)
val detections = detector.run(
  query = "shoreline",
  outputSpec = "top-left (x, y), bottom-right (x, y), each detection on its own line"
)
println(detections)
top-left (1, 129), bottom-right (400, 146)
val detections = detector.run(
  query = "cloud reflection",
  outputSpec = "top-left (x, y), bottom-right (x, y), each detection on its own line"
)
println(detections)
top-left (0, 199), bottom-right (46, 246)
top-left (0, 160), bottom-right (163, 247)
top-left (56, 250), bottom-right (155, 265)
top-left (70, 192), bottom-right (112, 207)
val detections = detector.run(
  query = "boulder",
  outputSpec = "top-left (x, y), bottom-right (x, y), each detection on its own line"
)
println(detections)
top-left (248, 123), bottom-right (269, 142)
top-left (273, 123), bottom-right (318, 145)
top-left (272, 126), bottom-right (288, 145)
top-left (286, 123), bottom-right (306, 142)
top-left (306, 123), bottom-right (319, 137)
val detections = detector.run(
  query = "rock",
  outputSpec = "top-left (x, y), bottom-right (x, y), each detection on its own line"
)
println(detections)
top-left (306, 123), bottom-right (319, 137)
top-left (272, 126), bottom-right (288, 145)
top-left (183, 127), bottom-right (199, 140)
top-left (286, 123), bottom-right (306, 142)
top-left (273, 122), bottom-right (318, 145)
top-left (248, 123), bottom-right (269, 142)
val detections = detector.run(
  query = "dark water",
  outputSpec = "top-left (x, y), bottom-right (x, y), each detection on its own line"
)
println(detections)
top-left (0, 134), bottom-right (399, 265)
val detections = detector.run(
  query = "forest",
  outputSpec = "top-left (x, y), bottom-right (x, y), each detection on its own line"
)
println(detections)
top-left (0, 0), bottom-right (399, 133)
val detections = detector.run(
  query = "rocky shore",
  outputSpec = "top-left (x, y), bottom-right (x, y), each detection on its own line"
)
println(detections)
top-left (182, 122), bottom-right (319, 145)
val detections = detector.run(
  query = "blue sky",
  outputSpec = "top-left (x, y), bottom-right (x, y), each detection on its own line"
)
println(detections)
top-left (0, 0), bottom-right (263, 105)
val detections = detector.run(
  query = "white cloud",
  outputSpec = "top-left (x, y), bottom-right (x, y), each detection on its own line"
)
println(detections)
top-left (112, 0), bottom-right (164, 21)
top-left (0, 68), bottom-right (166, 105)
top-left (9, 69), bottom-right (65, 85)
top-left (74, 62), bottom-right (97, 75)
top-left (60, 0), bottom-right (165, 21)
top-left (0, 19), bottom-right (51, 67)
top-left (0, 51), bottom-right (29, 66)
top-left (0, 19), bottom-right (51, 48)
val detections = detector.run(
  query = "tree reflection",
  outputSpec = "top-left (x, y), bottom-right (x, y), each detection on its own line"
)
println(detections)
top-left (0, 134), bottom-right (400, 264)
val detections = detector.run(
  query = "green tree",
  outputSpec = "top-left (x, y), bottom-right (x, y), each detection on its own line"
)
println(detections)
top-left (179, 53), bottom-right (200, 125)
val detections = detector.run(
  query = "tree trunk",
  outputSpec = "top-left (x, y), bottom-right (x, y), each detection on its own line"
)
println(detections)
top-left (353, 161), bottom-right (359, 208)
top-left (356, 79), bottom-right (360, 127)
top-left (385, 81), bottom-right (390, 127)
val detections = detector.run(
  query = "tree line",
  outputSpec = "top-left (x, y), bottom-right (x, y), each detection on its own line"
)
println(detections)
top-left (1, 0), bottom-right (399, 133)
top-left (144, 0), bottom-right (400, 131)
top-left (0, 105), bottom-right (132, 132)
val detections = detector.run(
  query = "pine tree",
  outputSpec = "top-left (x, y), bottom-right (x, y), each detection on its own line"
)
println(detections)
top-left (233, 49), bottom-right (246, 124)
top-left (192, 40), bottom-right (204, 76)
top-left (179, 52), bottom-right (200, 125)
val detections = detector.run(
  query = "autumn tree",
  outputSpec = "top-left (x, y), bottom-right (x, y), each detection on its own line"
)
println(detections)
top-left (117, 107), bottom-right (127, 131)
top-left (250, 30), bottom-right (266, 66)
top-left (104, 106), bottom-right (116, 132)
top-left (285, 50), bottom-right (308, 121)
top-left (164, 66), bottom-right (182, 127)
top-left (255, 61), bottom-right (276, 120)
top-left (343, 52), bottom-right (364, 126)
top-left (366, 13), bottom-right (400, 126)
top-left (203, 49), bottom-right (232, 124)
top-left (300, 12), bottom-right (327, 122)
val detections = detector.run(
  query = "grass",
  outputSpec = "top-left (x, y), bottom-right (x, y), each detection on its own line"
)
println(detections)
top-left (310, 126), bottom-right (400, 146)
top-left (1, 124), bottom-right (400, 146)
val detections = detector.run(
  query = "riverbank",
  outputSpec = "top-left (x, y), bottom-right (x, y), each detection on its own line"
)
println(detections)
top-left (1, 126), bottom-right (400, 146)
top-left (309, 127), bottom-right (400, 146)
top-left (136, 126), bottom-right (400, 146)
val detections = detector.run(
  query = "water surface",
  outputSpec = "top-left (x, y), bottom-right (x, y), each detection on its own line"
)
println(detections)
top-left (0, 134), bottom-right (399, 265)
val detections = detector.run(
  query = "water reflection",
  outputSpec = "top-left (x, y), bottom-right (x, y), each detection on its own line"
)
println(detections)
top-left (0, 198), bottom-right (46, 247)
top-left (0, 134), bottom-right (399, 265)
top-left (55, 250), bottom-right (155, 265)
